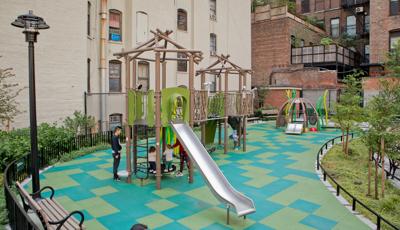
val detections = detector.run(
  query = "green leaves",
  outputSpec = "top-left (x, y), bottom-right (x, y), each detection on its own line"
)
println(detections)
top-left (63, 111), bottom-right (96, 135)
top-left (386, 40), bottom-right (400, 78)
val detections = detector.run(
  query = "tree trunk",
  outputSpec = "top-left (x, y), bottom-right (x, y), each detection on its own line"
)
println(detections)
top-left (374, 153), bottom-right (379, 199)
top-left (381, 137), bottom-right (385, 198)
top-left (341, 129), bottom-right (345, 152)
top-left (367, 147), bottom-right (372, 196)
top-left (344, 127), bottom-right (350, 155)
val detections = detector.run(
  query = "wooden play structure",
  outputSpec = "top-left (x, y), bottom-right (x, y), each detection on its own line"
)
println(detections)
top-left (114, 29), bottom-right (254, 189)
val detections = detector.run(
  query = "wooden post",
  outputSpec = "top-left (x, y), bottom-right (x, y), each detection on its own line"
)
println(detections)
top-left (201, 72), bottom-right (206, 145)
top-left (132, 59), bottom-right (137, 174)
top-left (162, 61), bottom-right (167, 152)
top-left (124, 56), bottom-right (132, 183)
top-left (224, 71), bottom-right (229, 154)
top-left (381, 137), bottom-right (385, 198)
top-left (155, 52), bottom-right (162, 189)
top-left (188, 55), bottom-right (195, 183)
top-left (218, 75), bottom-right (222, 145)
top-left (238, 72), bottom-right (243, 148)
top-left (243, 73), bottom-right (247, 152)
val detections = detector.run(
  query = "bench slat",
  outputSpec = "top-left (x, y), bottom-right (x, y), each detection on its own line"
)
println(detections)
top-left (39, 199), bottom-right (80, 229)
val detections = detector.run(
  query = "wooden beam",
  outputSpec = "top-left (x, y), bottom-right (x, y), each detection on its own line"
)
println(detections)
top-left (124, 56), bottom-right (132, 183)
top-left (155, 51), bottom-right (162, 190)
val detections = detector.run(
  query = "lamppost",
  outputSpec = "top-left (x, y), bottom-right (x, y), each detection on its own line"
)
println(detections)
top-left (11, 10), bottom-right (49, 197)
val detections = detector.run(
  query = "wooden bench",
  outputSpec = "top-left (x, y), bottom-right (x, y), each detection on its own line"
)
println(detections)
top-left (16, 182), bottom-right (85, 230)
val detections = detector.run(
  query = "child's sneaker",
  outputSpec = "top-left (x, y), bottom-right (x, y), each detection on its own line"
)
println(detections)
top-left (164, 169), bottom-right (168, 173)
top-left (175, 171), bottom-right (183, 177)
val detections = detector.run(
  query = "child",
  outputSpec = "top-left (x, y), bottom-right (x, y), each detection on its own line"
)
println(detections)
top-left (148, 146), bottom-right (156, 174)
top-left (163, 144), bottom-right (174, 172)
top-left (172, 139), bottom-right (190, 177)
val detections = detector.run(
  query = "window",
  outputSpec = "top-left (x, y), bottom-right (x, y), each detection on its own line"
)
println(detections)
top-left (210, 33), bottom-right (217, 55)
top-left (109, 10), bottom-right (122, 41)
top-left (390, 0), bottom-right (399, 16)
top-left (390, 31), bottom-right (400, 51)
top-left (109, 60), bottom-right (121, 92)
top-left (210, 75), bottom-right (217, 92)
top-left (109, 114), bottom-right (122, 131)
top-left (138, 61), bottom-right (149, 91)
top-left (136, 11), bottom-right (148, 43)
top-left (330, 18), bottom-right (340, 38)
top-left (290, 35), bottom-right (296, 47)
top-left (300, 39), bottom-right (305, 47)
top-left (87, 58), bottom-right (91, 93)
top-left (177, 53), bottom-right (188, 72)
top-left (87, 2), bottom-right (91, 36)
top-left (364, 44), bottom-right (370, 63)
top-left (346, 16), bottom-right (356, 37)
top-left (364, 15), bottom-right (370, 33)
top-left (301, 0), bottom-right (310, 13)
top-left (210, 0), bottom-right (217, 21)
top-left (177, 9), bottom-right (187, 31)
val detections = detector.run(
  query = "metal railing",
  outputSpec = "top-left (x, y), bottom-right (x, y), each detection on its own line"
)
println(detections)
top-left (317, 134), bottom-right (399, 230)
top-left (3, 130), bottom-right (125, 230)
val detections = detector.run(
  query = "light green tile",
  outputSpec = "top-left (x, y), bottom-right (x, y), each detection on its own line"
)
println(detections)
top-left (146, 199), bottom-right (177, 212)
top-left (260, 207), bottom-right (312, 230)
top-left (153, 188), bottom-right (180, 198)
top-left (185, 186), bottom-right (219, 206)
top-left (244, 175), bottom-right (277, 188)
top-left (88, 169), bottom-right (113, 180)
top-left (78, 197), bottom-right (119, 218)
top-left (91, 186), bottom-right (118, 196)
top-left (137, 213), bottom-right (173, 229)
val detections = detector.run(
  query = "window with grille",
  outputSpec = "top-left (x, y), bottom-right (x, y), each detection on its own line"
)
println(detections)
top-left (177, 53), bottom-right (188, 72)
top-left (210, 33), bottom-right (217, 55)
top-left (301, 0), bottom-right (310, 13)
top-left (177, 9), bottom-right (187, 31)
top-left (346, 16), bottom-right (356, 37)
top-left (109, 114), bottom-right (122, 131)
top-left (390, 0), bottom-right (399, 16)
top-left (136, 11), bottom-right (148, 43)
top-left (330, 18), bottom-right (340, 38)
top-left (109, 60), bottom-right (121, 92)
top-left (138, 61), bottom-right (149, 91)
top-left (109, 10), bottom-right (122, 41)
top-left (364, 15), bottom-right (370, 33)
top-left (210, 0), bottom-right (217, 21)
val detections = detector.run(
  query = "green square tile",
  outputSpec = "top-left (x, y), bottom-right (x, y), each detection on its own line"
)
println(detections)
top-left (91, 186), bottom-right (118, 196)
top-left (244, 175), bottom-right (277, 188)
top-left (236, 159), bottom-right (253, 165)
top-left (88, 169), bottom-right (113, 180)
top-left (137, 213), bottom-right (173, 229)
top-left (215, 159), bottom-right (231, 166)
top-left (85, 219), bottom-right (108, 230)
top-left (78, 197), bottom-right (119, 218)
top-left (153, 188), bottom-right (180, 198)
top-left (146, 199), bottom-right (177, 212)
top-left (97, 163), bottom-right (111, 169)
top-left (185, 186), bottom-right (220, 205)
top-left (260, 207), bottom-right (312, 230)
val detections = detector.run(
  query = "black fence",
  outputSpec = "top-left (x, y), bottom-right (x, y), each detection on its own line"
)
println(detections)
top-left (3, 129), bottom-right (128, 230)
top-left (317, 134), bottom-right (400, 230)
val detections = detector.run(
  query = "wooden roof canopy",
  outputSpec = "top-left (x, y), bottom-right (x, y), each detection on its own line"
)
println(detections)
top-left (114, 29), bottom-right (203, 64)
top-left (196, 54), bottom-right (253, 77)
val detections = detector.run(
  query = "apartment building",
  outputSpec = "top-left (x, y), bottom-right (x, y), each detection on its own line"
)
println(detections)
top-left (0, 0), bottom-right (251, 130)
top-left (296, 0), bottom-right (370, 64)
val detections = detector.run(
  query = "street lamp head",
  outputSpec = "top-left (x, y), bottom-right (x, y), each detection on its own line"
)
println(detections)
top-left (11, 10), bottom-right (49, 31)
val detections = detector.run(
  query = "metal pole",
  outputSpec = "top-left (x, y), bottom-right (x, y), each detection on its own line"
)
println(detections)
top-left (125, 56), bottom-right (132, 183)
top-left (238, 72), bottom-right (243, 147)
top-left (218, 75), bottom-right (222, 145)
top-left (188, 55), bottom-right (195, 183)
top-left (28, 36), bottom-right (40, 197)
top-left (224, 71), bottom-right (229, 154)
top-left (155, 52), bottom-right (162, 189)
top-left (200, 72), bottom-right (206, 145)
top-left (243, 73), bottom-right (247, 152)
top-left (132, 59), bottom-right (137, 174)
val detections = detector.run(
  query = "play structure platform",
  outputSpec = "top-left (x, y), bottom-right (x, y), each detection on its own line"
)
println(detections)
top-left (170, 121), bottom-right (256, 222)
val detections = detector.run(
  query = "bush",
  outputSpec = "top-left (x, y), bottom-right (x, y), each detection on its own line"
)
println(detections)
top-left (0, 123), bottom-right (75, 170)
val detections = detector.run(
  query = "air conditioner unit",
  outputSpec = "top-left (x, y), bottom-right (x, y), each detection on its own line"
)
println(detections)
top-left (355, 7), bottom-right (364, 13)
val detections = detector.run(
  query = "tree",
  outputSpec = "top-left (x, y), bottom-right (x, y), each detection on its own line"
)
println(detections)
top-left (63, 111), bottom-right (96, 135)
top-left (332, 71), bottom-right (364, 155)
top-left (386, 40), bottom-right (400, 78)
top-left (0, 57), bottom-right (24, 126)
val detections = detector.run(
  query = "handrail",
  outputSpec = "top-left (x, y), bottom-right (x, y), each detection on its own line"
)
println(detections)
top-left (316, 134), bottom-right (400, 230)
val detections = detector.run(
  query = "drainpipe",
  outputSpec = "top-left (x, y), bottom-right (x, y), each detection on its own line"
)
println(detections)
top-left (100, 0), bottom-right (107, 131)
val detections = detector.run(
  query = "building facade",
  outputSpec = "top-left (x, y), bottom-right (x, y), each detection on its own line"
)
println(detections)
top-left (0, 0), bottom-right (251, 130)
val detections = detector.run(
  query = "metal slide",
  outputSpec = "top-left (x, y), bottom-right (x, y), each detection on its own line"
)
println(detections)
top-left (170, 121), bottom-right (256, 222)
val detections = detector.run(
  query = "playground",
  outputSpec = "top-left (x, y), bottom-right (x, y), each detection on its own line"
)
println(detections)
top-left (26, 122), bottom-right (369, 229)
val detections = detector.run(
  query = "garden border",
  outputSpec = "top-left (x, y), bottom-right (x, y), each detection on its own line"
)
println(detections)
top-left (316, 134), bottom-right (400, 230)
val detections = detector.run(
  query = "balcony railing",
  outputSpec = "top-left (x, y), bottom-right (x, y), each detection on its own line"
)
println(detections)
top-left (291, 44), bottom-right (359, 67)
top-left (341, 0), bottom-right (369, 8)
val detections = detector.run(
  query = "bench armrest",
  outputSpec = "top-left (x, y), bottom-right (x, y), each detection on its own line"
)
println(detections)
top-left (49, 210), bottom-right (85, 229)
top-left (31, 186), bottom-right (55, 199)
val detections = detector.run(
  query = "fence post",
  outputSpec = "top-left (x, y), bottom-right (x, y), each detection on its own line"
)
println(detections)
top-left (352, 198), bottom-right (356, 211)
top-left (323, 171), bottom-right (327, 181)
top-left (377, 216), bottom-right (381, 230)
top-left (336, 185), bottom-right (340, 196)
top-left (317, 156), bottom-right (320, 170)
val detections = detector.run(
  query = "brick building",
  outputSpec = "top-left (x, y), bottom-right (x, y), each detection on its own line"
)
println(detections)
top-left (296, 0), bottom-right (370, 64)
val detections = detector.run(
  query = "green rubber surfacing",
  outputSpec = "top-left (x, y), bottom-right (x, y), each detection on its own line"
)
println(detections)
top-left (26, 122), bottom-right (369, 230)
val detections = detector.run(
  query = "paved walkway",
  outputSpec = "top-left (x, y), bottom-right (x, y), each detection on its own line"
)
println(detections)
top-left (27, 123), bottom-right (369, 229)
